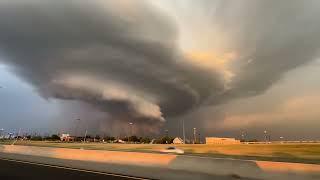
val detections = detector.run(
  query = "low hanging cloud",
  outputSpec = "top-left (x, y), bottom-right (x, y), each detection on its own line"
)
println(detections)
top-left (1, 0), bottom-right (320, 135)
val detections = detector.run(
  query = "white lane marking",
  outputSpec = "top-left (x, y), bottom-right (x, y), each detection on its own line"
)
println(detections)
top-left (0, 158), bottom-right (150, 180)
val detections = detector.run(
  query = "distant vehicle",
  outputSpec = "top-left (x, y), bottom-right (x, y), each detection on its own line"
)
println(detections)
top-left (161, 146), bottom-right (184, 154)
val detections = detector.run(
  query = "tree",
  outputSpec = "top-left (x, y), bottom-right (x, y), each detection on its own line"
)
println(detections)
top-left (104, 136), bottom-right (116, 141)
top-left (51, 134), bottom-right (60, 141)
top-left (121, 136), bottom-right (129, 142)
top-left (31, 136), bottom-right (43, 141)
top-left (140, 137), bottom-right (151, 144)
top-left (154, 136), bottom-right (174, 144)
top-left (129, 136), bottom-right (139, 142)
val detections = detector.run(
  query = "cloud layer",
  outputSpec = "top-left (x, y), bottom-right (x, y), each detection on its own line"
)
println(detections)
top-left (0, 0), bottom-right (224, 132)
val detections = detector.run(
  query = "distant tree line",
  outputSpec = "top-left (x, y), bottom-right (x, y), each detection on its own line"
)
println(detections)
top-left (6, 134), bottom-right (178, 144)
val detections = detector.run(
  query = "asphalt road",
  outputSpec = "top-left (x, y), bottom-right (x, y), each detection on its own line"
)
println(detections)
top-left (0, 158), bottom-right (147, 180)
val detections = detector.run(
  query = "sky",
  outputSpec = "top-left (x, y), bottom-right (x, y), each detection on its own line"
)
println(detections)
top-left (1, 0), bottom-right (320, 140)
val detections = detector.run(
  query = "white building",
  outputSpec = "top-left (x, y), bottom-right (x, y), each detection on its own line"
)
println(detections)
top-left (60, 133), bottom-right (71, 141)
top-left (173, 137), bottom-right (184, 144)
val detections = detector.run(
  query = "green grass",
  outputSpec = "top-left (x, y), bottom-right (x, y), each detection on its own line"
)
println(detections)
top-left (1, 140), bottom-right (320, 164)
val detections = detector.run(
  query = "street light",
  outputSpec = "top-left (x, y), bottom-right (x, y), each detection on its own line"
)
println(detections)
top-left (193, 128), bottom-right (197, 144)
top-left (84, 129), bottom-right (88, 143)
top-left (182, 119), bottom-right (186, 144)
top-left (241, 131), bottom-right (246, 142)
top-left (280, 136), bottom-right (284, 143)
top-left (129, 122), bottom-right (133, 143)
top-left (264, 130), bottom-right (267, 143)
top-left (164, 129), bottom-right (169, 144)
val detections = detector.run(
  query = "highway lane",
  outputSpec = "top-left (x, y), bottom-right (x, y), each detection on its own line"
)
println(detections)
top-left (0, 152), bottom-right (257, 180)
top-left (0, 158), bottom-right (148, 180)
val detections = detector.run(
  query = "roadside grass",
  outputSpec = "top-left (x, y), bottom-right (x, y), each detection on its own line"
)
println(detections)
top-left (1, 140), bottom-right (320, 164)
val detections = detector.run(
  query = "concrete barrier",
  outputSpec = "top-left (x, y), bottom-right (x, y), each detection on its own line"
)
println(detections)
top-left (1, 145), bottom-right (319, 180)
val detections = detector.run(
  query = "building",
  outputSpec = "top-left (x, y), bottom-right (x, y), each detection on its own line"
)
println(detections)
top-left (60, 134), bottom-right (74, 142)
top-left (114, 139), bottom-right (125, 143)
top-left (205, 137), bottom-right (240, 145)
top-left (173, 137), bottom-right (184, 144)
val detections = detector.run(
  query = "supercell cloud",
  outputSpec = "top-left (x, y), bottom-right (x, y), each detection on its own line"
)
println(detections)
top-left (1, 0), bottom-right (320, 136)
top-left (0, 0), bottom-right (224, 132)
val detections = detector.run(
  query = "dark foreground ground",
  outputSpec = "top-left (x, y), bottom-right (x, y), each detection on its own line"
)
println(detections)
top-left (0, 158), bottom-right (144, 180)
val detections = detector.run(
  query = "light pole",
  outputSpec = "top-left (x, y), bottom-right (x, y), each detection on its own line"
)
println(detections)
top-left (0, 128), bottom-right (4, 138)
top-left (182, 119), bottom-right (186, 144)
top-left (193, 128), bottom-right (196, 144)
top-left (129, 122), bottom-right (133, 143)
top-left (280, 136), bottom-right (284, 143)
top-left (241, 131), bottom-right (245, 142)
top-left (165, 129), bottom-right (169, 144)
top-left (74, 118), bottom-right (80, 138)
top-left (165, 129), bottom-right (169, 137)
top-left (84, 129), bottom-right (88, 143)
top-left (264, 130), bottom-right (267, 143)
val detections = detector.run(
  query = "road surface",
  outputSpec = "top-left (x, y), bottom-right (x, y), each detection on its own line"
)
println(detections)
top-left (0, 158), bottom-right (147, 180)
top-left (0, 152), bottom-right (256, 180)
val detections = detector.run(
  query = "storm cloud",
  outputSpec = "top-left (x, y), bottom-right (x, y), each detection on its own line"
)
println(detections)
top-left (0, 0), bottom-right (224, 132)
top-left (212, 0), bottom-right (320, 101)
top-left (1, 0), bottom-right (320, 136)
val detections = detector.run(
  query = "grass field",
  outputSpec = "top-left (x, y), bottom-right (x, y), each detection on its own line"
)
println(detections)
top-left (1, 140), bottom-right (320, 164)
